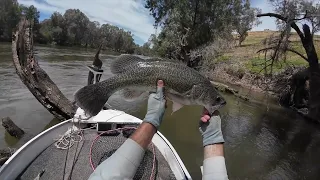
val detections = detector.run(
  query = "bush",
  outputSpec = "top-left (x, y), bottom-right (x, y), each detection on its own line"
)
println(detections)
top-left (225, 64), bottom-right (246, 79)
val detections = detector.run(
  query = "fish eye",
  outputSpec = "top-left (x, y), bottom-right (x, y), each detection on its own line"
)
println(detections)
top-left (216, 97), bottom-right (221, 102)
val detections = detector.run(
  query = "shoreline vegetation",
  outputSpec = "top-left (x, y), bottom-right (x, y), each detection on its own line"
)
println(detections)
top-left (0, 0), bottom-right (152, 55)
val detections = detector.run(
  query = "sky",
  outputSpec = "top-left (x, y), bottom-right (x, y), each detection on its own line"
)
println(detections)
top-left (251, 0), bottom-right (277, 31)
top-left (18, 0), bottom-right (278, 45)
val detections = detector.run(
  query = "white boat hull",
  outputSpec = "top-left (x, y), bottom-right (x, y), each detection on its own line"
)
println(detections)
top-left (0, 109), bottom-right (192, 180)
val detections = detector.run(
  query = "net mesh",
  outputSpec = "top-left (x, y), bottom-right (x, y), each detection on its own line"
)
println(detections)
top-left (90, 128), bottom-right (177, 180)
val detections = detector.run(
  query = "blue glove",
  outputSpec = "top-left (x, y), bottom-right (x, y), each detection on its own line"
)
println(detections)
top-left (199, 110), bottom-right (225, 147)
top-left (144, 80), bottom-right (166, 129)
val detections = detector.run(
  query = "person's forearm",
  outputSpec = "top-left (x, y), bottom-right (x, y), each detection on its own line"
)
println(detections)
top-left (130, 122), bottom-right (157, 149)
top-left (202, 144), bottom-right (228, 180)
top-left (88, 122), bottom-right (156, 180)
top-left (89, 138), bottom-right (145, 180)
top-left (204, 143), bottom-right (224, 159)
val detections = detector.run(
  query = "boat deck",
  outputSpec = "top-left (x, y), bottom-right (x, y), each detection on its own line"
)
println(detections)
top-left (19, 128), bottom-right (177, 180)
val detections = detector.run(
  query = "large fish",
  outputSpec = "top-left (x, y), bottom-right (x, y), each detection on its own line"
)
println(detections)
top-left (74, 55), bottom-right (226, 116)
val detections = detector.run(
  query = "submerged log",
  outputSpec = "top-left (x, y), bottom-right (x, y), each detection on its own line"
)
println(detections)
top-left (12, 18), bottom-right (76, 120)
top-left (212, 81), bottom-right (239, 95)
top-left (211, 81), bottom-right (249, 101)
top-left (1, 117), bottom-right (24, 139)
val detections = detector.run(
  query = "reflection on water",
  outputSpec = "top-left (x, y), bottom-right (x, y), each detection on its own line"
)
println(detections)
top-left (0, 42), bottom-right (320, 179)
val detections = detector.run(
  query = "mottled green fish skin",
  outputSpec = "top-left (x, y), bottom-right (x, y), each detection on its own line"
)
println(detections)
top-left (75, 58), bottom-right (226, 116)
top-left (110, 54), bottom-right (184, 74)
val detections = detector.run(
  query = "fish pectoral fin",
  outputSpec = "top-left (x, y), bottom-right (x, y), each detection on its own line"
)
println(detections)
top-left (166, 93), bottom-right (189, 114)
top-left (120, 88), bottom-right (148, 102)
top-left (172, 101), bottom-right (184, 114)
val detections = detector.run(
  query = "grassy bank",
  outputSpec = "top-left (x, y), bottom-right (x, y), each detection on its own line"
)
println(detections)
top-left (217, 31), bottom-right (319, 74)
top-left (205, 30), bottom-right (320, 93)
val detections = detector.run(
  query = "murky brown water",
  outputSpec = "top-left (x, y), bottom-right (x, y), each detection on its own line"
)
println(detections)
top-left (1, 42), bottom-right (320, 179)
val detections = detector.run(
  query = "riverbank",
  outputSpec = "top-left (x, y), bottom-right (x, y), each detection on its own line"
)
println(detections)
top-left (206, 60), bottom-right (318, 121)
top-left (206, 61), bottom-right (279, 97)
top-left (202, 31), bottom-right (320, 109)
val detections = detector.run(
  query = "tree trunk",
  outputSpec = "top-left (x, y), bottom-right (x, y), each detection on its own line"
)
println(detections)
top-left (12, 18), bottom-right (76, 120)
top-left (302, 25), bottom-right (320, 121)
top-left (1, 117), bottom-right (24, 139)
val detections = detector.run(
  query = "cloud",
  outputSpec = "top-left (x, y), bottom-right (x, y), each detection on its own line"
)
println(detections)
top-left (18, 0), bottom-right (155, 45)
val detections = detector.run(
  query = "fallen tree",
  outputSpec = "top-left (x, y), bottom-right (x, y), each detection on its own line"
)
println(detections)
top-left (12, 18), bottom-right (76, 120)
top-left (12, 18), bottom-right (103, 120)
top-left (0, 18), bottom-right (104, 164)
top-left (257, 12), bottom-right (320, 122)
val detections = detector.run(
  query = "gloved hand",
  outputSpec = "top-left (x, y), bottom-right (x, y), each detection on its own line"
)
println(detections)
top-left (199, 109), bottom-right (225, 147)
top-left (144, 80), bottom-right (166, 129)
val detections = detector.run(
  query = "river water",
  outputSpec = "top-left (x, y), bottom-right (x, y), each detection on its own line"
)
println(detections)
top-left (0, 42), bottom-right (320, 179)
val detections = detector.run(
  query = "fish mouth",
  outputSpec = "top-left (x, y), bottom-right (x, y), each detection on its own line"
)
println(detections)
top-left (210, 101), bottom-right (227, 114)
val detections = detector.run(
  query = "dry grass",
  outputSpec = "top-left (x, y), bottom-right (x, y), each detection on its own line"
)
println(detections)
top-left (226, 30), bottom-right (320, 74)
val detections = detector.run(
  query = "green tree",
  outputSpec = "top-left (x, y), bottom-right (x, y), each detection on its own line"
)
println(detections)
top-left (51, 12), bottom-right (68, 45)
top-left (234, 0), bottom-right (261, 46)
top-left (63, 9), bottom-right (90, 46)
top-left (83, 21), bottom-right (101, 48)
top-left (21, 5), bottom-right (40, 41)
top-left (145, 0), bottom-right (245, 65)
top-left (0, 0), bottom-right (21, 41)
top-left (39, 19), bottom-right (52, 44)
top-left (0, 2), bottom-right (138, 52)
top-left (100, 24), bottom-right (135, 52)
top-left (299, 1), bottom-right (320, 36)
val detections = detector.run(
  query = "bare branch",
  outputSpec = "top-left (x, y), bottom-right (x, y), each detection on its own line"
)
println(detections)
top-left (257, 62), bottom-right (273, 74)
top-left (257, 47), bottom-right (308, 61)
top-left (257, 13), bottom-right (305, 41)
top-left (180, 27), bottom-right (190, 47)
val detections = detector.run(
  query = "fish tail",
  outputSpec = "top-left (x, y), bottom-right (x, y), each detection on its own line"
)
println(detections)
top-left (74, 82), bottom-right (109, 116)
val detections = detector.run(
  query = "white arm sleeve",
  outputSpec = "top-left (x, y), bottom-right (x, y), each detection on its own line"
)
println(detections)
top-left (89, 138), bottom-right (145, 180)
top-left (202, 156), bottom-right (228, 180)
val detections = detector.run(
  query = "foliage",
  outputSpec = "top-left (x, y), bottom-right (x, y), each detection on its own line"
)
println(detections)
top-left (0, 1), bottom-right (138, 53)
top-left (0, 0), bottom-right (21, 41)
top-left (234, 0), bottom-right (262, 46)
top-left (21, 5), bottom-right (41, 41)
top-left (37, 9), bottom-right (137, 53)
top-left (299, 1), bottom-right (320, 35)
top-left (193, 37), bottom-right (235, 70)
top-left (270, 0), bottom-right (320, 34)
top-left (145, 0), bottom-right (261, 66)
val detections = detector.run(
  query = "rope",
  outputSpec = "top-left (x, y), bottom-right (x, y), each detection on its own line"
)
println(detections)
top-left (62, 127), bottom-right (72, 180)
top-left (67, 120), bottom-right (85, 180)
top-left (89, 127), bottom-right (157, 180)
top-left (54, 127), bottom-right (83, 150)
top-left (54, 124), bottom-right (96, 150)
